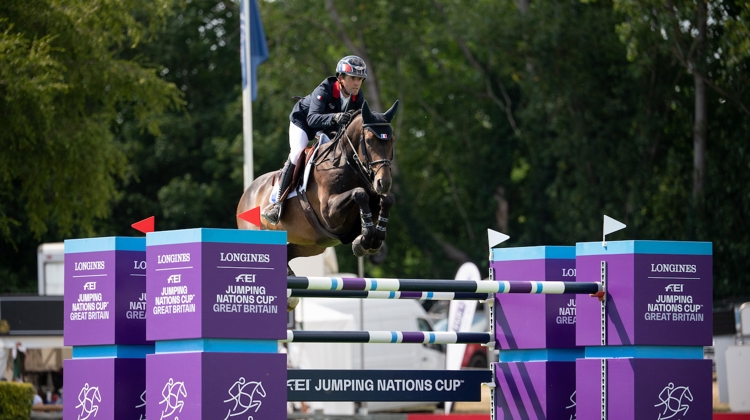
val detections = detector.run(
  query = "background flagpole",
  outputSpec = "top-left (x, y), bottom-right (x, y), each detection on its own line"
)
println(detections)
top-left (241, 0), bottom-right (254, 190)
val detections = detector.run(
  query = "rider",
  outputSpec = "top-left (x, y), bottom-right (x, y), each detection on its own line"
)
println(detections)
top-left (262, 55), bottom-right (367, 225)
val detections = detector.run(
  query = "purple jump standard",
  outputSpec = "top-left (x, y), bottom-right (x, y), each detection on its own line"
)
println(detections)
top-left (575, 240), bottom-right (713, 420)
top-left (491, 246), bottom-right (581, 420)
top-left (145, 228), bottom-right (288, 420)
top-left (63, 236), bottom-right (150, 420)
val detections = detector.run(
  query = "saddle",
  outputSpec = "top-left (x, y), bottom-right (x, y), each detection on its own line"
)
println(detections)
top-left (269, 132), bottom-right (360, 244)
top-left (272, 133), bottom-right (334, 204)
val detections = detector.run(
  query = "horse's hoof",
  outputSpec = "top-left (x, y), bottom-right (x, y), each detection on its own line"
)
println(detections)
top-left (352, 241), bottom-right (366, 257)
top-left (367, 244), bottom-right (382, 255)
top-left (287, 296), bottom-right (299, 312)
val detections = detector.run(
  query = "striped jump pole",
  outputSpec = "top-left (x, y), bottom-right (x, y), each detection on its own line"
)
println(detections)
top-left (287, 289), bottom-right (492, 301)
top-left (281, 330), bottom-right (493, 345)
top-left (287, 276), bottom-right (602, 295)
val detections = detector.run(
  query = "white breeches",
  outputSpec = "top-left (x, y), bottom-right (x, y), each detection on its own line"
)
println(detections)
top-left (288, 122), bottom-right (309, 164)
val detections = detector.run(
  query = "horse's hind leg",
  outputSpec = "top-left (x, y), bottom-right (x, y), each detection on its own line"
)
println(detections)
top-left (285, 243), bottom-right (327, 312)
top-left (286, 264), bottom-right (299, 312)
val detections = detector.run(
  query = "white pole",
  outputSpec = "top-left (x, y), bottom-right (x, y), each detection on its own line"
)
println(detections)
top-left (241, 0), bottom-right (254, 190)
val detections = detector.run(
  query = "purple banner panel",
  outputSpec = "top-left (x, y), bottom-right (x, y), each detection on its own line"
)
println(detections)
top-left (147, 240), bottom-right (287, 341)
top-left (576, 241), bottom-right (712, 347)
top-left (493, 253), bottom-right (577, 350)
top-left (147, 242), bottom-right (202, 341)
top-left (574, 358), bottom-right (602, 420)
top-left (146, 352), bottom-right (287, 420)
top-left (63, 358), bottom-right (145, 420)
top-left (576, 358), bottom-right (711, 420)
top-left (65, 249), bottom-right (147, 346)
top-left (494, 361), bottom-right (576, 420)
top-left (201, 242), bottom-right (287, 340)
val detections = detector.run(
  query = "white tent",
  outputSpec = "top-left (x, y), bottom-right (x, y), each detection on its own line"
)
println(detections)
top-left (289, 300), bottom-right (356, 415)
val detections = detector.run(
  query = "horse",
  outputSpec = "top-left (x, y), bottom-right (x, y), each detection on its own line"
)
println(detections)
top-left (655, 383), bottom-right (693, 420)
top-left (224, 378), bottom-right (265, 419)
top-left (236, 100), bottom-right (399, 278)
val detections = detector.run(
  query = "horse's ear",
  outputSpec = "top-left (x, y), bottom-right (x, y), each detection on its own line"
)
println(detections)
top-left (383, 100), bottom-right (399, 123)
top-left (361, 101), bottom-right (375, 123)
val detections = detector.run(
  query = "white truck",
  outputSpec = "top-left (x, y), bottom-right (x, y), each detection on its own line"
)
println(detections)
top-left (37, 242), bottom-right (65, 296)
top-left (292, 297), bottom-right (446, 413)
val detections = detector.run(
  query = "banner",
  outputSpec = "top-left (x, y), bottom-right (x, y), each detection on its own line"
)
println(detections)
top-left (287, 370), bottom-right (490, 402)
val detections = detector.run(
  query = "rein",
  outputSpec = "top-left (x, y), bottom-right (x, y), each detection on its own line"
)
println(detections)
top-left (310, 112), bottom-right (394, 196)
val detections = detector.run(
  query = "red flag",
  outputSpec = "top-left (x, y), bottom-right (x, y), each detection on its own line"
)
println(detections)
top-left (238, 207), bottom-right (262, 228)
top-left (131, 216), bottom-right (155, 234)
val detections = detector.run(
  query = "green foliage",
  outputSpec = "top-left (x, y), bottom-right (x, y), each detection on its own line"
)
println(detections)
top-left (0, 0), bottom-right (181, 242)
top-left (0, 381), bottom-right (33, 420)
top-left (0, 0), bottom-right (181, 292)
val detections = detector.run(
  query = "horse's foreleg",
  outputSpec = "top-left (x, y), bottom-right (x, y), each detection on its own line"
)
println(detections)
top-left (350, 188), bottom-right (377, 257)
top-left (322, 188), bottom-right (374, 257)
top-left (367, 193), bottom-right (395, 254)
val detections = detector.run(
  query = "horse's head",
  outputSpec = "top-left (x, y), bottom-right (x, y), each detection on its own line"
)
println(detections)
top-left (346, 100), bottom-right (399, 195)
top-left (255, 382), bottom-right (267, 398)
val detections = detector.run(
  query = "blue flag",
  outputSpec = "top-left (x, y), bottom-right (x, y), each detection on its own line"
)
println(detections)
top-left (240, 0), bottom-right (269, 101)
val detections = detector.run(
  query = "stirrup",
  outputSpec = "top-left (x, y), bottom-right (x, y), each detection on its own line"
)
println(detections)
top-left (262, 202), bottom-right (281, 225)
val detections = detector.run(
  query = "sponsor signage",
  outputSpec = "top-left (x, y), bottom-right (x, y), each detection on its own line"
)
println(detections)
top-left (287, 370), bottom-right (491, 402)
top-left (146, 229), bottom-right (287, 341)
top-left (64, 237), bottom-right (147, 346)
top-left (576, 240), bottom-right (712, 347)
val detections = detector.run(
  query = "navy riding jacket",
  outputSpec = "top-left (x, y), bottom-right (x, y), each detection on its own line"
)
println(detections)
top-left (290, 76), bottom-right (365, 140)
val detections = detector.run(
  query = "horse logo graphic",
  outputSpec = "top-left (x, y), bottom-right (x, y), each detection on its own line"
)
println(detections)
top-left (223, 377), bottom-right (266, 420)
top-left (75, 383), bottom-right (101, 420)
top-left (566, 390), bottom-right (576, 419)
top-left (159, 378), bottom-right (187, 420)
top-left (655, 382), bottom-right (693, 420)
top-left (136, 390), bottom-right (146, 420)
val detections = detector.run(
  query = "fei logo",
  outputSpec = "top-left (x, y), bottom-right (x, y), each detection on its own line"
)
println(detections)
top-left (655, 382), bottom-right (693, 420)
top-left (235, 274), bottom-right (256, 283)
top-left (223, 377), bottom-right (266, 420)
top-left (83, 282), bottom-right (97, 290)
top-left (159, 378), bottom-right (187, 420)
top-left (75, 383), bottom-right (101, 420)
top-left (664, 284), bottom-right (684, 292)
top-left (167, 274), bottom-right (181, 284)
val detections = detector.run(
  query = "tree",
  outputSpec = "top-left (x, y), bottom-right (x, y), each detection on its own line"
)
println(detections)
top-left (0, 0), bottom-right (181, 291)
top-left (614, 0), bottom-right (750, 212)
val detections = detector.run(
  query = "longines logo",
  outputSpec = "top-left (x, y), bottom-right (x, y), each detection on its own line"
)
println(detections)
top-left (219, 253), bottom-right (270, 263)
top-left (650, 264), bottom-right (697, 273)
top-left (157, 253), bottom-right (191, 264)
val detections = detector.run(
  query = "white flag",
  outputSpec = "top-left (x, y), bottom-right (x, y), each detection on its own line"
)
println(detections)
top-left (603, 215), bottom-right (626, 236)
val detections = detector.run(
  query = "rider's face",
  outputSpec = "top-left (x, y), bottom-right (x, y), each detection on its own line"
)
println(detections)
top-left (339, 75), bottom-right (363, 96)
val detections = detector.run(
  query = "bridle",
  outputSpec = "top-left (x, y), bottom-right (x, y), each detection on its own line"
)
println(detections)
top-left (342, 119), bottom-right (395, 184)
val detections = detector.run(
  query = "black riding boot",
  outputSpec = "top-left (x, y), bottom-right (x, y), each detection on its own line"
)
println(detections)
top-left (262, 160), bottom-right (295, 225)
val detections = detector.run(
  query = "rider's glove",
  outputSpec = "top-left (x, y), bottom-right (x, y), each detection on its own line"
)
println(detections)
top-left (332, 112), bottom-right (351, 126)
